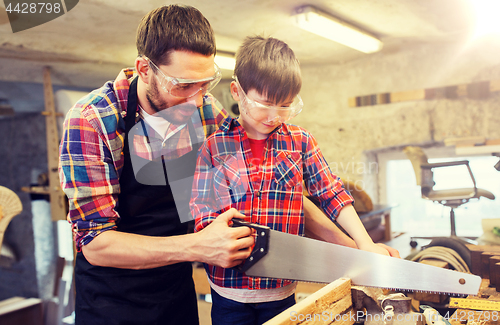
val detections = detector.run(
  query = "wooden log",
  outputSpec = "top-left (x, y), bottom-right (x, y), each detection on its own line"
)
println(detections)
top-left (489, 256), bottom-right (500, 287)
top-left (412, 259), bottom-right (449, 303)
top-left (497, 263), bottom-right (500, 293)
top-left (264, 278), bottom-right (353, 325)
top-left (481, 252), bottom-right (500, 279)
top-left (468, 245), bottom-right (500, 276)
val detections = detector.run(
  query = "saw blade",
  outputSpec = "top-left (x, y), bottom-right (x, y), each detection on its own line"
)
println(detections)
top-left (244, 229), bottom-right (481, 295)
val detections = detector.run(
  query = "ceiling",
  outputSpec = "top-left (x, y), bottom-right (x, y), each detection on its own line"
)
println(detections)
top-left (0, 0), bottom-right (477, 89)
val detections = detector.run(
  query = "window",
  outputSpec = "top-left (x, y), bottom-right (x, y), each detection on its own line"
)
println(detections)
top-left (383, 150), bottom-right (500, 238)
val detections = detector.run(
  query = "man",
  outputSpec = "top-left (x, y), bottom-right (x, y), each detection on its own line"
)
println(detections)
top-left (59, 5), bottom-right (398, 324)
top-left (59, 5), bottom-right (255, 324)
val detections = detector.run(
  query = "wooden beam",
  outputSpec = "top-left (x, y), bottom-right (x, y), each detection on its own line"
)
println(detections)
top-left (43, 67), bottom-right (67, 221)
top-left (349, 79), bottom-right (500, 108)
top-left (264, 278), bottom-right (353, 325)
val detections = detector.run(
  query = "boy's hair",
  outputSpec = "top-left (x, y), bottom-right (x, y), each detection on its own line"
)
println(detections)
top-left (136, 5), bottom-right (216, 65)
top-left (234, 36), bottom-right (302, 104)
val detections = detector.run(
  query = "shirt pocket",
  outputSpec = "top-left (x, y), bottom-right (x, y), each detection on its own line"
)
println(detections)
top-left (274, 151), bottom-right (302, 189)
top-left (212, 154), bottom-right (249, 208)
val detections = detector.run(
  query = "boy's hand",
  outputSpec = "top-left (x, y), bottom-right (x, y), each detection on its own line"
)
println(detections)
top-left (195, 208), bottom-right (255, 268)
top-left (376, 243), bottom-right (401, 258)
top-left (358, 242), bottom-right (391, 256)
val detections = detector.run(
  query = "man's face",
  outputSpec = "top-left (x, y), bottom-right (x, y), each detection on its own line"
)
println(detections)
top-left (146, 51), bottom-right (216, 125)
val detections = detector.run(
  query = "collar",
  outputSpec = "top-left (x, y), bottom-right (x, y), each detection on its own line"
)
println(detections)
top-left (113, 68), bottom-right (137, 117)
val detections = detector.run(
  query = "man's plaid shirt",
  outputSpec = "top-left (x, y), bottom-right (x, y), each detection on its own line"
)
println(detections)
top-left (59, 68), bottom-right (227, 251)
top-left (190, 117), bottom-right (354, 290)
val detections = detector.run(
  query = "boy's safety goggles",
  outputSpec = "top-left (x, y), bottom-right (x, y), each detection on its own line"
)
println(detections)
top-left (146, 57), bottom-right (222, 98)
top-left (234, 77), bottom-right (303, 123)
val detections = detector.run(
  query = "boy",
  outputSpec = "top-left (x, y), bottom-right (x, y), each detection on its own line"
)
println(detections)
top-left (190, 36), bottom-right (390, 325)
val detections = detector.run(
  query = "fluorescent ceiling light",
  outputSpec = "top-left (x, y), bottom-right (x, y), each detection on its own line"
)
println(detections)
top-left (292, 5), bottom-right (383, 53)
top-left (215, 52), bottom-right (236, 71)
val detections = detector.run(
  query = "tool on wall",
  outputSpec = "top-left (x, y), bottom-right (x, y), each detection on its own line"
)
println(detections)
top-left (21, 67), bottom-right (67, 221)
top-left (0, 185), bottom-right (23, 252)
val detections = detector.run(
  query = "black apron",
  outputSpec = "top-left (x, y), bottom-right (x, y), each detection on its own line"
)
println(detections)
top-left (75, 77), bottom-right (200, 325)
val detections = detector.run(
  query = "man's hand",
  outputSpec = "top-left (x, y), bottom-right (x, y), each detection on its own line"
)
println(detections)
top-left (194, 208), bottom-right (255, 268)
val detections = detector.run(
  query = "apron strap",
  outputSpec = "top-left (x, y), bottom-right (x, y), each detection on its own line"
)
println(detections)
top-left (125, 76), bottom-right (139, 133)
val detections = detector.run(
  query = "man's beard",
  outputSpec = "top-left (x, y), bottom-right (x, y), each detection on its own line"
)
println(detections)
top-left (145, 78), bottom-right (196, 125)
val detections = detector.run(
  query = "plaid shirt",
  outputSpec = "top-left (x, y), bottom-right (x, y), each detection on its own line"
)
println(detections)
top-left (59, 68), bottom-right (227, 251)
top-left (190, 117), bottom-right (354, 290)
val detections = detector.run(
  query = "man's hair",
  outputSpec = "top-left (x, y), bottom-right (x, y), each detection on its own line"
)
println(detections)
top-left (234, 36), bottom-right (302, 104)
top-left (136, 5), bottom-right (216, 65)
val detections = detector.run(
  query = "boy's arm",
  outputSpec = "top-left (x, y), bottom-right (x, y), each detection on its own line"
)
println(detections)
top-left (336, 204), bottom-right (390, 256)
top-left (303, 197), bottom-right (356, 247)
top-left (303, 196), bottom-right (400, 257)
top-left (302, 132), bottom-right (398, 257)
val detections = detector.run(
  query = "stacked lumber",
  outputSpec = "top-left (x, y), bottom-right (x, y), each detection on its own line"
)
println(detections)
top-left (265, 278), bottom-right (354, 325)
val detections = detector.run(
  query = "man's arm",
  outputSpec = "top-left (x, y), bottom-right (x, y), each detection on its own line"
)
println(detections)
top-left (82, 208), bottom-right (254, 269)
top-left (60, 98), bottom-right (254, 269)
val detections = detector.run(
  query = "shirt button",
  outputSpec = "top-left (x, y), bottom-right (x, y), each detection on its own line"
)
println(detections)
top-left (287, 154), bottom-right (292, 159)
top-left (255, 190), bottom-right (261, 197)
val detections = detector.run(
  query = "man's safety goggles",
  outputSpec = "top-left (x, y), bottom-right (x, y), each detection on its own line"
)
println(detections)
top-left (147, 57), bottom-right (222, 98)
top-left (234, 77), bottom-right (303, 123)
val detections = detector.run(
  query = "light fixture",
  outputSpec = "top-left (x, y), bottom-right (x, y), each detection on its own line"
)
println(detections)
top-left (214, 52), bottom-right (236, 71)
top-left (470, 0), bottom-right (500, 38)
top-left (291, 5), bottom-right (383, 53)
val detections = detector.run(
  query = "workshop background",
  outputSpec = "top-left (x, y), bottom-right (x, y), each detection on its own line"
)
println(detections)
top-left (1, 0), bottom-right (500, 324)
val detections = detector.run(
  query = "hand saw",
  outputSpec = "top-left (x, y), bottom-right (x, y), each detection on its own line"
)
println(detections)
top-left (232, 219), bottom-right (481, 295)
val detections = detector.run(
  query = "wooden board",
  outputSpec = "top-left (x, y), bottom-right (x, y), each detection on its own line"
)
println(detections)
top-left (349, 79), bottom-right (500, 108)
top-left (265, 278), bottom-right (353, 325)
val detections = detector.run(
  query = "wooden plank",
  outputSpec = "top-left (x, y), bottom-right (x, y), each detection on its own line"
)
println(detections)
top-left (490, 79), bottom-right (500, 92)
top-left (43, 67), bottom-right (67, 221)
top-left (348, 79), bottom-right (500, 108)
top-left (390, 89), bottom-right (425, 103)
top-left (455, 145), bottom-right (500, 155)
top-left (489, 257), bottom-right (500, 286)
top-left (486, 139), bottom-right (500, 145)
top-left (348, 97), bottom-right (357, 108)
top-left (265, 278), bottom-right (353, 325)
top-left (192, 266), bottom-right (211, 295)
top-left (444, 136), bottom-right (486, 147)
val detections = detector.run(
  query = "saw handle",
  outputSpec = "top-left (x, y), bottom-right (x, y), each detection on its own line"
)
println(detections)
top-left (231, 219), bottom-right (270, 273)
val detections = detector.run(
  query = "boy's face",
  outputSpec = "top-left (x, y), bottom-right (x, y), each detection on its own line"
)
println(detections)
top-left (230, 81), bottom-right (302, 140)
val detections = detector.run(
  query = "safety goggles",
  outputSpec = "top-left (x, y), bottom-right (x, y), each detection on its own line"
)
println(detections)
top-left (147, 58), bottom-right (222, 98)
top-left (234, 77), bottom-right (303, 123)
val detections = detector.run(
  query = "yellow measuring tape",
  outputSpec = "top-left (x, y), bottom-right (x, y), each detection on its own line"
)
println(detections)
top-left (449, 298), bottom-right (500, 311)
